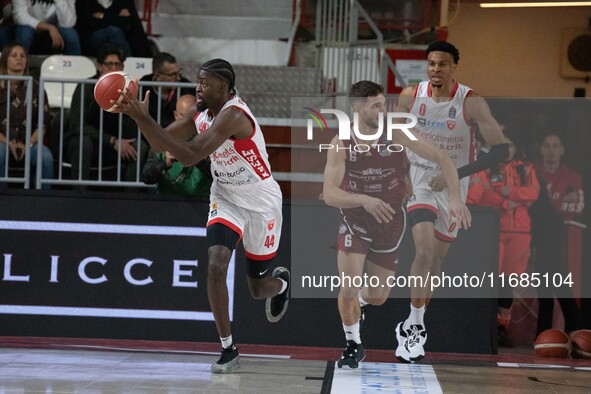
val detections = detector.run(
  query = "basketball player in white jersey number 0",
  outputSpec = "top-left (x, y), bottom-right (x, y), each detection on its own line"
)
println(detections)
top-left (394, 42), bottom-right (509, 362)
top-left (115, 59), bottom-right (290, 374)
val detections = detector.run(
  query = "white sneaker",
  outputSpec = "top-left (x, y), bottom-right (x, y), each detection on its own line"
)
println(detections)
top-left (395, 320), bottom-right (427, 362)
top-left (395, 321), bottom-right (411, 363)
top-left (406, 323), bottom-right (427, 361)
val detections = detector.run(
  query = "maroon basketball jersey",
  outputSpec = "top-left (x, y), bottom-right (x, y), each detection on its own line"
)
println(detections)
top-left (340, 137), bottom-right (409, 215)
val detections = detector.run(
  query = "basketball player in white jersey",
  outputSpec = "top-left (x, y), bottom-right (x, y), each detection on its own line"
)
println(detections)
top-left (115, 59), bottom-right (290, 374)
top-left (394, 42), bottom-right (509, 362)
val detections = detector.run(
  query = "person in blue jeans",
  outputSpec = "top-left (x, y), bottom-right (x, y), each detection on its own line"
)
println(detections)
top-left (12, 0), bottom-right (80, 55)
top-left (0, 43), bottom-right (54, 189)
top-left (75, 0), bottom-right (132, 57)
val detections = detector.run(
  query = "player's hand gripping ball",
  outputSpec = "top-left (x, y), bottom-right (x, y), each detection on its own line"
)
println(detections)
top-left (94, 71), bottom-right (138, 112)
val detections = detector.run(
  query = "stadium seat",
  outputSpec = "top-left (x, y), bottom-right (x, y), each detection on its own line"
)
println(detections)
top-left (123, 57), bottom-right (153, 80)
top-left (40, 55), bottom-right (97, 109)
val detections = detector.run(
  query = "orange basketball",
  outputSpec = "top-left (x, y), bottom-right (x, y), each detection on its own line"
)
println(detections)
top-left (534, 329), bottom-right (571, 358)
top-left (94, 71), bottom-right (138, 112)
top-left (569, 329), bottom-right (591, 359)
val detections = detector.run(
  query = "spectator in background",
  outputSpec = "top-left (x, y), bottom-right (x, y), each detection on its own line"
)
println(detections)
top-left (63, 43), bottom-right (147, 188)
top-left (75, 0), bottom-right (151, 58)
top-left (532, 134), bottom-right (584, 334)
top-left (140, 52), bottom-right (194, 128)
top-left (0, 1), bottom-right (14, 49)
top-left (529, 176), bottom-right (582, 335)
top-left (142, 94), bottom-right (212, 196)
top-left (467, 134), bottom-right (539, 346)
top-left (75, 0), bottom-right (130, 57)
top-left (12, 0), bottom-right (81, 55)
top-left (174, 94), bottom-right (197, 122)
top-left (0, 43), bottom-right (53, 188)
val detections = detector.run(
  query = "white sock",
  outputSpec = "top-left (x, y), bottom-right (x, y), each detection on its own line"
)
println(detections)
top-left (221, 335), bottom-right (233, 349)
top-left (278, 278), bottom-right (288, 294)
top-left (405, 303), bottom-right (425, 330)
top-left (358, 291), bottom-right (369, 307)
top-left (343, 322), bottom-right (361, 344)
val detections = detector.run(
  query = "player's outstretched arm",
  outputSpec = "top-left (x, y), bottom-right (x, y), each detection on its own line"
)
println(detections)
top-left (428, 92), bottom-right (509, 192)
top-left (114, 88), bottom-right (197, 158)
top-left (468, 93), bottom-right (505, 147)
top-left (457, 92), bottom-right (509, 178)
top-left (116, 89), bottom-right (250, 166)
top-left (322, 135), bottom-right (395, 224)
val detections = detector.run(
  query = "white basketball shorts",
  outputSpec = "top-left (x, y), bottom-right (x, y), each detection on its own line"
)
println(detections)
top-left (406, 166), bottom-right (469, 241)
top-left (207, 179), bottom-right (283, 260)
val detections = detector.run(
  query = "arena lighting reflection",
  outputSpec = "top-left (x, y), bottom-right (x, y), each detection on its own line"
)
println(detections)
top-left (481, 2), bottom-right (591, 7)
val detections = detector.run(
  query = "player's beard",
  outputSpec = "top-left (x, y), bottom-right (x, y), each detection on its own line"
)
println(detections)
top-left (431, 83), bottom-right (443, 88)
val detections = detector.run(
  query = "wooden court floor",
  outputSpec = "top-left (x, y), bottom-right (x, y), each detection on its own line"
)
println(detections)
top-left (0, 337), bottom-right (590, 393)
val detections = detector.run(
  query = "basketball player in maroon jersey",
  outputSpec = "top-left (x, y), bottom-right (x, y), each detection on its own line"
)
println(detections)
top-left (116, 59), bottom-right (289, 374)
top-left (395, 42), bottom-right (509, 362)
top-left (323, 80), bottom-right (471, 368)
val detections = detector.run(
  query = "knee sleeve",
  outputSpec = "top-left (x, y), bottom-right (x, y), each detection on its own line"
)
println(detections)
top-left (246, 257), bottom-right (273, 279)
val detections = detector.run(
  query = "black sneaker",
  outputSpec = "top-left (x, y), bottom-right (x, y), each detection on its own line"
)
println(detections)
top-left (211, 343), bottom-right (240, 374)
top-left (265, 267), bottom-right (290, 322)
top-left (337, 340), bottom-right (366, 369)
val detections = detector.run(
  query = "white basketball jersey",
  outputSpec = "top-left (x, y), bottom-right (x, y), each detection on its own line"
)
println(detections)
top-left (407, 81), bottom-right (477, 171)
top-left (195, 96), bottom-right (274, 188)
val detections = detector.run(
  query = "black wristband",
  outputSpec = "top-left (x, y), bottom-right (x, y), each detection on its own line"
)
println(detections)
top-left (457, 143), bottom-right (510, 179)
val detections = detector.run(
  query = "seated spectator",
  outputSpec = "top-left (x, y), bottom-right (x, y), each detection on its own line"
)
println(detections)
top-left (139, 52), bottom-right (194, 128)
top-left (75, 0), bottom-right (151, 58)
top-left (142, 94), bottom-right (212, 196)
top-left (0, 43), bottom-right (53, 189)
top-left (12, 0), bottom-right (81, 55)
top-left (174, 94), bottom-right (197, 122)
top-left (0, 0), bottom-right (14, 49)
top-left (63, 43), bottom-right (148, 188)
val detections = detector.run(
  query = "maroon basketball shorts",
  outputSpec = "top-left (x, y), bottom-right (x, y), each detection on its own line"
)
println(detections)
top-left (337, 207), bottom-right (406, 270)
